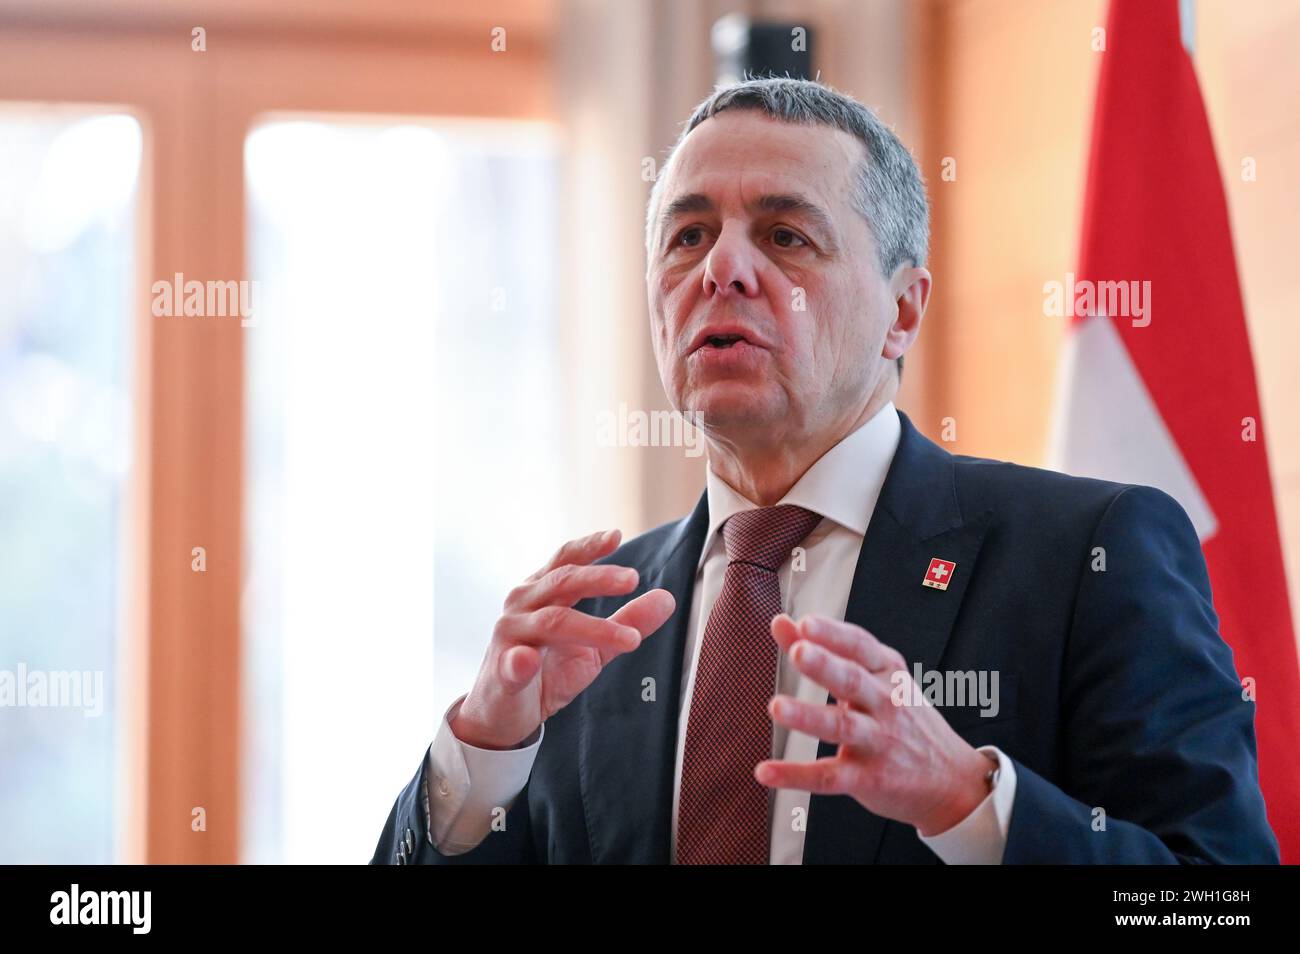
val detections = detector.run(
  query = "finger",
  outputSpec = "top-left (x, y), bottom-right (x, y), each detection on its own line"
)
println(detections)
top-left (524, 529), bottom-right (622, 585)
top-left (498, 644), bottom-right (542, 692)
top-left (788, 639), bottom-right (890, 713)
top-left (496, 606), bottom-right (641, 654)
top-left (602, 588), bottom-right (676, 663)
top-left (609, 588), bottom-right (676, 635)
top-left (754, 757), bottom-right (865, 795)
top-left (768, 694), bottom-right (878, 748)
top-left (770, 613), bottom-right (801, 654)
top-left (511, 562), bottom-right (640, 611)
top-left (795, 615), bottom-right (904, 675)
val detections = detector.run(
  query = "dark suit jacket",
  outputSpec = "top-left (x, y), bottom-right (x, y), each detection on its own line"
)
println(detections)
top-left (372, 410), bottom-right (1279, 864)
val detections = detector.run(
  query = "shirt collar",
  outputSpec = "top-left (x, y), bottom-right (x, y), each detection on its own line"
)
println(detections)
top-left (700, 401), bottom-right (902, 568)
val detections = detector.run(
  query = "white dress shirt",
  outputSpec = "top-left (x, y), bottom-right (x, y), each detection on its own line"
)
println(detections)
top-left (425, 402), bottom-right (1017, 863)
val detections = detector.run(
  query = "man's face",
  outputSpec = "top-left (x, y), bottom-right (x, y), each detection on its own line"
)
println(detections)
top-left (646, 110), bottom-right (898, 446)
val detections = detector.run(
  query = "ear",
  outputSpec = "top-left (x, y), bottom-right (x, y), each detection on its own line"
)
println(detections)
top-left (881, 265), bottom-right (932, 361)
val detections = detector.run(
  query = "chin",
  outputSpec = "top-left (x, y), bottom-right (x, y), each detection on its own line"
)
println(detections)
top-left (682, 384), bottom-right (781, 433)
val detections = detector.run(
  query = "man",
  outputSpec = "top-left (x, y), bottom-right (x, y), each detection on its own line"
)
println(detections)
top-left (372, 77), bottom-right (1278, 864)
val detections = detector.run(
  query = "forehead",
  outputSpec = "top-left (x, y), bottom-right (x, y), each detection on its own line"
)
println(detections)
top-left (662, 110), bottom-right (864, 211)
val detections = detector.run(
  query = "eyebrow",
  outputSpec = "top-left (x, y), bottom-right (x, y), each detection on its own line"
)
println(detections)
top-left (656, 191), bottom-right (839, 250)
top-left (657, 192), bottom-right (714, 241)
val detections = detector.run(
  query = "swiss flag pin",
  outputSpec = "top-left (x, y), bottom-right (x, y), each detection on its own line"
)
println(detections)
top-left (922, 557), bottom-right (956, 591)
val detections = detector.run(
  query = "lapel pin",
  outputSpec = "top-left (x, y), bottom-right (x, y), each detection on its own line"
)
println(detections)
top-left (923, 557), bottom-right (956, 591)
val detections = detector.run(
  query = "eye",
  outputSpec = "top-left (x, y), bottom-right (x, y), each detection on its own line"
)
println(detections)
top-left (675, 226), bottom-right (705, 248)
top-left (771, 227), bottom-right (808, 249)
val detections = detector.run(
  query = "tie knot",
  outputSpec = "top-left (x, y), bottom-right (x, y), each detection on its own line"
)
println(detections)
top-left (721, 504), bottom-right (823, 571)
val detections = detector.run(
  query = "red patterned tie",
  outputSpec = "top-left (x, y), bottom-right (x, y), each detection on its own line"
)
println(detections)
top-left (676, 504), bottom-right (825, 865)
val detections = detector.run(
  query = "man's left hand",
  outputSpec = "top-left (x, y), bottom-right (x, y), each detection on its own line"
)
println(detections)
top-left (756, 613), bottom-right (993, 837)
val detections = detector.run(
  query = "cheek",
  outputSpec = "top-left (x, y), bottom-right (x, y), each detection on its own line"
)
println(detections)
top-left (648, 278), bottom-right (684, 370)
top-left (801, 286), bottom-right (850, 353)
top-left (763, 269), bottom-right (821, 366)
top-left (659, 272), bottom-right (696, 337)
top-left (802, 285), bottom-right (871, 379)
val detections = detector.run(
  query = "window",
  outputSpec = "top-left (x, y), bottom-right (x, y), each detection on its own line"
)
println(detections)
top-left (0, 109), bottom-right (141, 863)
top-left (242, 118), bottom-right (564, 862)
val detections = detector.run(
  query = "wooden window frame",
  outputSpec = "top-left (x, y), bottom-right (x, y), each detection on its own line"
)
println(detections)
top-left (0, 0), bottom-right (555, 863)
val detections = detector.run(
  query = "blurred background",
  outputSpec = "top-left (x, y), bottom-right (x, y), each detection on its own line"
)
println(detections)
top-left (0, 0), bottom-right (1296, 863)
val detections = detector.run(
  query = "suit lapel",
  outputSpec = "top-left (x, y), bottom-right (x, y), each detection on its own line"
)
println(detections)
top-left (578, 491), bottom-right (710, 863)
top-left (576, 411), bottom-right (994, 865)
top-left (803, 411), bottom-right (993, 864)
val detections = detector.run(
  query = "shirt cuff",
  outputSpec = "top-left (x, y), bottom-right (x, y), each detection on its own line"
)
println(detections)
top-left (425, 694), bottom-right (543, 854)
top-left (916, 745), bottom-right (1017, 865)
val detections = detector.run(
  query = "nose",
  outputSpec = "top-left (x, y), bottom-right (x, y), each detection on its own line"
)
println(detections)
top-left (702, 224), bottom-right (760, 300)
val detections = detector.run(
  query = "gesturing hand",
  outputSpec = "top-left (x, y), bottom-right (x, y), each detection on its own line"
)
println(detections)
top-left (452, 529), bottom-right (676, 751)
top-left (756, 613), bottom-right (994, 837)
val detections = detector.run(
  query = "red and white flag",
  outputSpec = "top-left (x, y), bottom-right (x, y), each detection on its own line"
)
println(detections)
top-left (1051, 0), bottom-right (1300, 860)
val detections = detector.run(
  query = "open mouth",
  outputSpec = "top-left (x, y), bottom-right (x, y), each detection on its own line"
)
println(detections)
top-left (688, 326), bottom-right (765, 359)
top-left (703, 334), bottom-right (745, 350)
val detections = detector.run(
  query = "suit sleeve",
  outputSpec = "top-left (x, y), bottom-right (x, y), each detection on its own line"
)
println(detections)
top-left (1002, 484), bottom-right (1280, 864)
top-left (426, 695), bottom-right (541, 854)
top-left (370, 747), bottom-right (540, 864)
top-left (918, 745), bottom-right (1017, 864)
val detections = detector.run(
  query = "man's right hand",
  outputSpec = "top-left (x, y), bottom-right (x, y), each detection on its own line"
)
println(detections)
top-left (450, 529), bottom-right (676, 750)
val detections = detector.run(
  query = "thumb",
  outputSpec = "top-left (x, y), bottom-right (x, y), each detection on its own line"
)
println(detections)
top-left (499, 644), bottom-right (542, 692)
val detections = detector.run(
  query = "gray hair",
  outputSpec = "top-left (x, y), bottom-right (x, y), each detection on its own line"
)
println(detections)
top-left (646, 76), bottom-right (930, 278)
